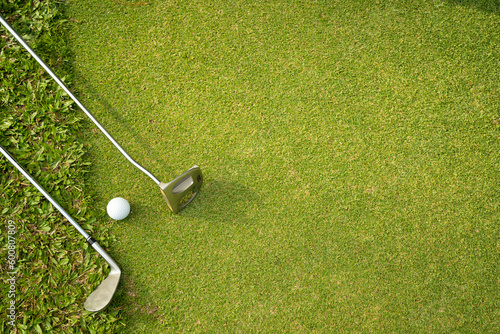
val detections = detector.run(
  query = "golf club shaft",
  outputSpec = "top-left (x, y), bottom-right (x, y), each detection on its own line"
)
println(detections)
top-left (0, 14), bottom-right (161, 185)
top-left (0, 145), bottom-right (119, 269)
top-left (0, 145), bottom-right (90, 239)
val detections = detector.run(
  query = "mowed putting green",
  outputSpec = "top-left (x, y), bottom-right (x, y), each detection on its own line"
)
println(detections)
top-left (66, 0), bottom-right (500, 332)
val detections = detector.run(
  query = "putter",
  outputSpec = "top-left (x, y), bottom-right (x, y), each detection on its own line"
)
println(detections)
top-left (0, 14), bottom-right (203, 214)
top-left (0, 145), bottom-right (120, 312)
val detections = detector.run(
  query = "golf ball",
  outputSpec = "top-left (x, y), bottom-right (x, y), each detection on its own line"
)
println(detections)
top-left (106, 197), bottom-right (130, 220)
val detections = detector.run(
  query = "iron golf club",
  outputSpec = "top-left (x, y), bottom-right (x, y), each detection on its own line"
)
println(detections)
top-left (0, 145), bottom-right (120, 312)
top-left (0, 14), bottom-right (203, 214)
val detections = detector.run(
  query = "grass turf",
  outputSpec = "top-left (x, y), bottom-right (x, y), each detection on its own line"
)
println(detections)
top-left (65, 0), bottom-right (500, 332)
top-left (0, 1), bottom-right (124, 332)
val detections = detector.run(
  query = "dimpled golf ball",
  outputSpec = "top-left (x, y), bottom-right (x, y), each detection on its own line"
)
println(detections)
top-left (107, 197), bottom-right (130, 220)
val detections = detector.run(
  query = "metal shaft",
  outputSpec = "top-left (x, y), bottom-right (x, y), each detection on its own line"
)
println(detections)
top-left (0, 14), bottom-right (161, 185)
top-left (0, 145), bottom-right (120, 269)
top-left (0, 145), bottom-right (90, 238)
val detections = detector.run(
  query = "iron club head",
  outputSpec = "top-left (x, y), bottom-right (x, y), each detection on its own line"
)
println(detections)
top-left (159, 165), bottom-right (203, 214)
top-left (0, 145), bottom-right (121, 312)
top-left (84, 240), bottom-right (122, 312)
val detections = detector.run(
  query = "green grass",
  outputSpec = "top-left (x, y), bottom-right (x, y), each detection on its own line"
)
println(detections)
top-left (0, 1), bottom-right (123, 332)
top-left (6, 0), bottom-right (500, 332)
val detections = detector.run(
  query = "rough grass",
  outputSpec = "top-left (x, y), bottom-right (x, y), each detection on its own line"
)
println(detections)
top-left (64, 0), bottom-right (500, 332)
top-left (0, 1), bottom-right (124, 332)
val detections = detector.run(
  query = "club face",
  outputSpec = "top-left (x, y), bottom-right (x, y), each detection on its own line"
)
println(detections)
top-left (84, 241), bottom-right (121, 312)
top-left (84, 268), bottom-right (121, 312)
top-left (159, 165), bottom-right (203, 214)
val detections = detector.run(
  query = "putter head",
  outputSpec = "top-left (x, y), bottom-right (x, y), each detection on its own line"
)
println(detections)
top-left (159, 165), bottom-right (203, 214)
top-left (84, 241), bottom-right (121, 312)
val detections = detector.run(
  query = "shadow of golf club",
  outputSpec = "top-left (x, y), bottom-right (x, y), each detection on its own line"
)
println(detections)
top-left (195, 179), bottom-right (258, 218)
top-left (71, 70), bottom-right (182, 179)
top-left (445, 0), bottom-right (500, 14)
top-left (122, 178), bottom-right (258, 223)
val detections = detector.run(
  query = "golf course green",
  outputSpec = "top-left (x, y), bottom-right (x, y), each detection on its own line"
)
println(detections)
top-left (1, 0), bottom-right (499, 332)
top-left (67, 0), bottom-right (500, 332)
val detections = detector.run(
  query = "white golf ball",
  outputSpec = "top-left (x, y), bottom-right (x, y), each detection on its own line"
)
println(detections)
top-left (107, 197), bottom-right (130, 220)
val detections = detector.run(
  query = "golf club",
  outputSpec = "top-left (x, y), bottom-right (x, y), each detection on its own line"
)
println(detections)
top-left (0, 14), bottom-right (203, 214)
top-left (0, 144), bottom-right (120, 312)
